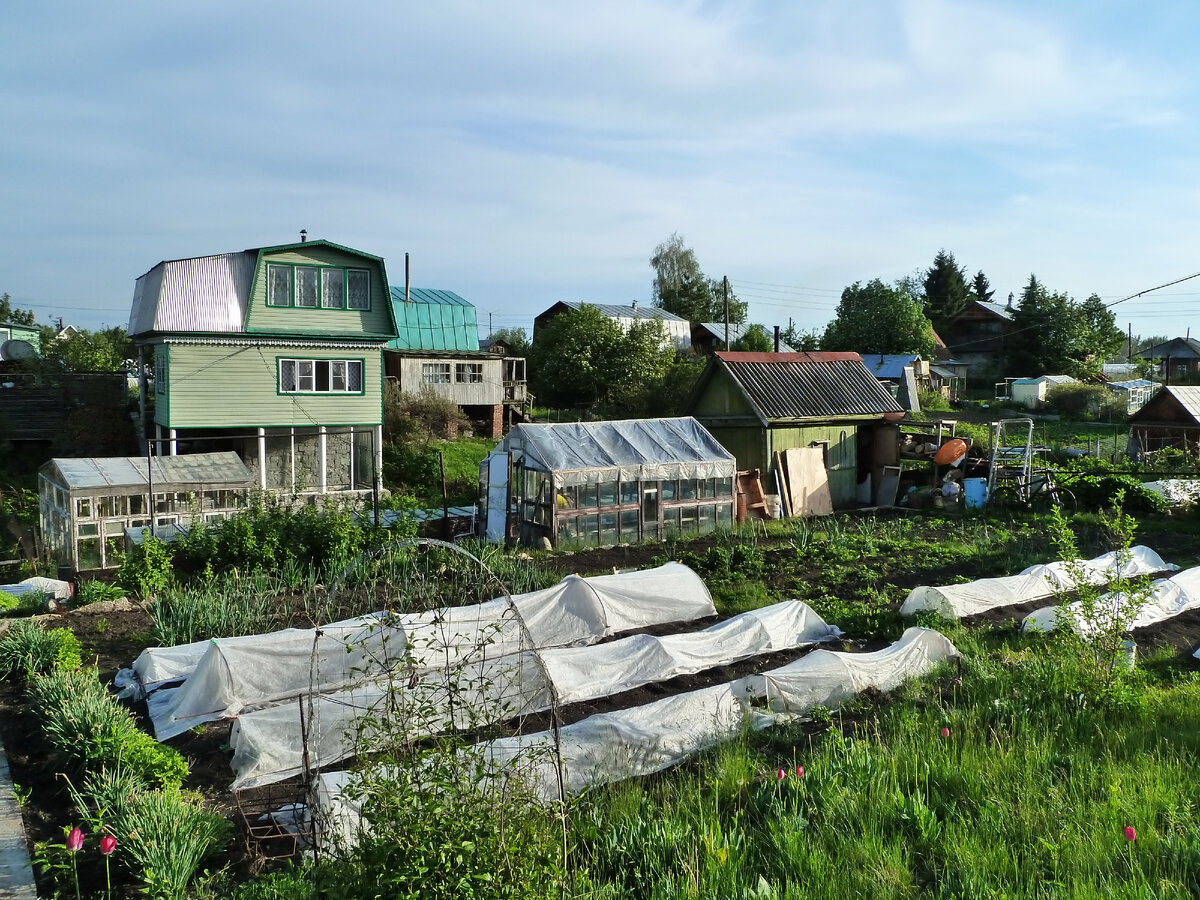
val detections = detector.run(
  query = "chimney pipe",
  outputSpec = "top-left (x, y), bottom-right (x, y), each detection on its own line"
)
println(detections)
top-left (405, 252), bottom-right (410, 303)
top-left (773, 325), bottom-right (781, 353)
top-left (300, 229), bottom-right (307, 243)
top-left (1007, 291), bottom-right (1014, 310)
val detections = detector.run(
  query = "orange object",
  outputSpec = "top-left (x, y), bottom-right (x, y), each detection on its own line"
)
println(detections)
top-left (934, 438), bottom-right (968, 465)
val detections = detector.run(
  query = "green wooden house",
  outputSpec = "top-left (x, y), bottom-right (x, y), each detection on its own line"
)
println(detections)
top-left (127, 238), bottom-right (398, 496)
top-left (686, 352), bottom-right (905, 507)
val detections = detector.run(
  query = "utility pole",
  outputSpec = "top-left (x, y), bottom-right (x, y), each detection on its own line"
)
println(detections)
top-left (722, 276), bottom-right (730, 349)
top-left (489, 312), bottom-right (493, 339)
top-left (1128, 323), bottom-right (1133, 360)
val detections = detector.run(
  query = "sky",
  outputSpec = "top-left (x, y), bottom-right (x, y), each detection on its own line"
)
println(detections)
top-left (3, 0), bottom-right (1200, 344)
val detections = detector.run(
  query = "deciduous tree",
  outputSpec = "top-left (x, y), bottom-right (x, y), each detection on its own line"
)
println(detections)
top-left (0, 293), bottom-right (36, 326)
top-left (649, 234), bottom-right (746, 325)
top-left (822, 279), bottom-right (936, 357)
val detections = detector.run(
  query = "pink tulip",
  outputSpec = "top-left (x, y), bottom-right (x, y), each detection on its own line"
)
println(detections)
top-left (99, 835), bottom-right (117, 856)
top-left (1124, 826), bottom-right (1137, 842)
top-left (66, 828), bottom-right (84, 853)
top-left (795, 766), bottom-right (805, 778)
top-left (940, 727), bottom-right (950, 739)
top-left (776, 768), bottom-right (786, 780)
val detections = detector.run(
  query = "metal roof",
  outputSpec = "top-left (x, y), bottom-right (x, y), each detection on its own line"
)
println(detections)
top-left (860, 353), bottom-right (921, 380)
top-left (129, 252), bottom-right (256, 336)
top-left (1107, 380), bottom-right (1157, 391)
top-left (558, 301), bottom-right (687, 322)
top-left (388, 287), bottom-right (479, 351)
top-left (1138, 337), bottom-right (1200, 360)
top-left (695, 322), bottom-right (796, 352)
top-left (1163, 386), bottom-right (1200, 421)
top-left (713, 352), bottom-right (905, 422)
top-left (976, 300), bottom-right (1015, 321)
top-left (43, 452), bottom-right (253, 492)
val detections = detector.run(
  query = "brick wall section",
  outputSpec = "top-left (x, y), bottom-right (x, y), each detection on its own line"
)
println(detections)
top-left (488, 403), bottom-right (503, 439)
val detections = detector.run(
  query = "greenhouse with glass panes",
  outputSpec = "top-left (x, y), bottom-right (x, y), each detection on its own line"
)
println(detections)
top-left (38, 452), bottom-right (254, 572)
top-left (479, 417), bottom-right (737, 548)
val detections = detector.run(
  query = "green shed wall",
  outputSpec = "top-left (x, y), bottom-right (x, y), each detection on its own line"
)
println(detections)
top-left (157, 343), bottom-right (383, 429)
top-left (0, 324), bottom-right (42, 354)
top-left (245, 247), bottom-right (394, 337)
top-left (767, 424), bottom-right (859, 508)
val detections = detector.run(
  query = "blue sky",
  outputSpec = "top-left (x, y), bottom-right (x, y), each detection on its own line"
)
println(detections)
top-left (2, 0), bottom-right (1199, 343)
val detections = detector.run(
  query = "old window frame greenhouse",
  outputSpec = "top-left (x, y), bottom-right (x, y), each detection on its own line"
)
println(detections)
top-left (39, 452), bottom-right (254, 572)
top-left (480, 417), bottom-right (737, 548)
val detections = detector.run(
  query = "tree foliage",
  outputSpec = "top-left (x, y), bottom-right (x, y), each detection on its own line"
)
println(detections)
top-left (781, 320), bottom-right (821, 351)
top-left (0, 293), bottom-right (36, 326)
top-left (730, 324), bottom-right (774, 352)
top-left (1008, 276), bottom-right (1125, 377)
top-left (39, 325), bottom-right (131, 372)
top-left (649, 233), bottom-right (746, 325)
top-left (488, 327), bottom-right (530, 356)
top-left (822, 279), bottom-right (936, 357)
top-left (922, 250), bottom-right (970, 329)
top-left (529, 304), bottom-right (673, 410)
top-left (971, 270), bottom-right (995, 304)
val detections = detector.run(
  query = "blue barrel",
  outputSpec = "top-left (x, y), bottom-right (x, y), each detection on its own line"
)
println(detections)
top-left (964, 478), bottom-right (988, 508)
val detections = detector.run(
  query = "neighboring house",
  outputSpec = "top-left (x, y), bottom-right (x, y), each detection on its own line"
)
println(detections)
top-left (690, 322), bottom-right (795, 354)
top-left (533, 301), bottom-right (691, 350)
top-left (1128, 386), bottom-right (1200, 455)
top-left (940, 299), bottom-right (1017, 374)
top-left (385, 288), bottom-right (527, 437)
top-left (686, 352), bottom-right (905, 508)
top-left (1137, 337), bottom-right (1200, 383)
top-left (0, 321), bottom-right (41, 360)
top-left (479, 337), bottom-right (511, 356)
top-left (1105, 379), bottom-right (1158, 415)
top-left (859, 354), bottom-right (961, 410)
top-left (127, 238), bottom-right (396, 497)
top-left (1009, 374), bottom-right (1077, 409)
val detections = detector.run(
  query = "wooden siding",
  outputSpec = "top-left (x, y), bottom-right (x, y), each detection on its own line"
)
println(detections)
top-left (767, 424), bottom-right (859, 507)
top-left (705, 426), bottom-right (769, 475)
top-left (157, 343), bottom-right (383, 429)
top-left (387, 354), bottom-right (504, 406)
top-left (245, 246), bottom-right (394, 336)
top-left (689, 368), bottom-right (760, 421)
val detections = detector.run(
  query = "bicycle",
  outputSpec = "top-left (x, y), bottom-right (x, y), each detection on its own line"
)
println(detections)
top-left (989, 466), bottom-right (1076, 515)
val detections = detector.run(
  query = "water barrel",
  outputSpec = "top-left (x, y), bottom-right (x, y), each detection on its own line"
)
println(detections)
top-left (963, 478), bottom-right (988, 509)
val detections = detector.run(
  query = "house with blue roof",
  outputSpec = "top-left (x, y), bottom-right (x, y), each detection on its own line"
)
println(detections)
top-left (384, 287), bottom-right (528, 437)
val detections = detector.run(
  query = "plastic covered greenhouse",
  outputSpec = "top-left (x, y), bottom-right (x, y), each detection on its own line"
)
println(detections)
top-left (38, 452), bottom-right (254, 571)
top-left (479, 417), bottom-right (737, 548)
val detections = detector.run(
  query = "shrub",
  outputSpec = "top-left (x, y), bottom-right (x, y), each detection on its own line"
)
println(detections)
top-left (116, 533), bottom-right (174, 599)
top-left (0, 621), bottom-right (82, 680)
top-left (27, 667), bottom-right (188, 790)
top-left (1045, 383), bottom-right (1126, 421)
top-left (76, 579), bottom-right (125, 605)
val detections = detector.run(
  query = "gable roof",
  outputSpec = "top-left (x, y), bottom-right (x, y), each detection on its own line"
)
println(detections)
top-left (1138, 337), bottom-right (1200, 360)
top-left (388, 287), bottom-right (479, 351)
top-left (976, 300), bottom-right (1015, 321)
top-left (860, 354), bottom-right (922, 380)
top-left (693, 322), bottom-right (797, 352)
top-left (492, 417), bottom-right (735, 487)
top-left (42, 451), bottom-right (252, 492)
top-left (551, 301), bottom-right (687, 322)
top-left (1130, 385), bottom-right (1200, 424)
top-left (694, 352), bottom-right (905, 423)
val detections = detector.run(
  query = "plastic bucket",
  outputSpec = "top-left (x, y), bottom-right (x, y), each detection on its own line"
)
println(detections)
top-left (964, 478), bottom-right (988, 509)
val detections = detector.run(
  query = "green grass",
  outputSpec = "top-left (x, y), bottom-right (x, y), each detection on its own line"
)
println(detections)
top-left (570, 629), bottom-right (1200, 899)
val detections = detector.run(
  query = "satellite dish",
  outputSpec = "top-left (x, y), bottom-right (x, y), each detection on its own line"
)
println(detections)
top-left (0, 340), bottom-right (36, 361)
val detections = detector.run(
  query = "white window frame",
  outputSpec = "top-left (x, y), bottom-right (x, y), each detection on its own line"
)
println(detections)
top-left (422, 362), bottom-right (452, 384)
top-left (279, 358), bottom-right (365, 394)
top-left (455, 362), bottom-right (484, 384)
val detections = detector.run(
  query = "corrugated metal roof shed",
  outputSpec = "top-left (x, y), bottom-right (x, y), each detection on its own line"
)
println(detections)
top-left (43, 452), bottom-right (253, 491)
top-left (714, 352), bottom-right (905, 421)
top-left (387, 287), bottom-right (479, 351)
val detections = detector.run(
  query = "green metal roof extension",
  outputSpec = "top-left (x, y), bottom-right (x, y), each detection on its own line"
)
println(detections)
top-left (387, 287), bottom-right (480, 351)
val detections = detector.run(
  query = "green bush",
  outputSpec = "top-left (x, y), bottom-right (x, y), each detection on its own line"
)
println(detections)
top-left (0, 620), bottom-right (82, 680)
top-left (1061, 457), bottom-right (1168, 513)
top-left (113, 788), bottom-right (231, 899)
top-left (27, 667), bottom-right (188, 790)
top-left (116, 533), bottom-right (174, 599)
top-left (1046, 383), bottom-right (1126, 421)
top-left (76, 579), bottom-right (125, 605)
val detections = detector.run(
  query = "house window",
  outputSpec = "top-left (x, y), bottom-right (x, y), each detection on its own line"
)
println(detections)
top-left (422, 363), bottom-right (451, 384)
top-left (279, 358), bottom-right (365, 394)
top-left (154, 351), bottom-right (168, 394)
top-left (455, 363), bottom-right (483, 384)
top-left (265, 263), bottom-right (370, 310)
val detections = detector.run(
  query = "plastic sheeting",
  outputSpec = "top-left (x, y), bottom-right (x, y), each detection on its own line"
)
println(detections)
top-left (899, 546), bottom-right (1175, 620)
top-left (143, 563), bottom-right (716, 740)
top-left (1022, 565), bottom-right (1200, 635)
top-left (0, 577), bottom-right (73, 602)
top-left (228, 600), bottom-right (840, 789)
top-left (487, 418), bottom-right (736, 488)
top-left (315, 627), bottom-right (959, 843)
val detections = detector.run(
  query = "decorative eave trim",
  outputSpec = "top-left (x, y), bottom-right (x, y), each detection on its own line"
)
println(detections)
top-left (136, 333), bottom-right (387, 350)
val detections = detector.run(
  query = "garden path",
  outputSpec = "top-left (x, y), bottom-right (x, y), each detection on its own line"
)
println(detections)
top-left (0, 736), bottom-right (35, 899)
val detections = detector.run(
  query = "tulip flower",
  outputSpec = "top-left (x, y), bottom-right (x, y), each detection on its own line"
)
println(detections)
top-left (795, 765), bottom-right (805, 778)
top-left (776, 768), bottom-right (786, 780)
top-left (66, 828), bottom-right (85, 852)
top-left (100, 835), bottom-right (117, 855)
top-left (940, 727), bottom-right (950, 739)
top-left (1124, 825), bottom-right (1137, 842)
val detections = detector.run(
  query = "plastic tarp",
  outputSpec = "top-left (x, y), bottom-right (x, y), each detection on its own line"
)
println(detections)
top-left (488, 418), bottom-right (736, 488)
top-left (0, 577), bottom-right (73, 602)
top-left (1142, 480), bottom-right (1200, 507)
top-left (899, 546), bottom-right (1175, 619)
top-left (315, 627), bottom-right (958, 841)
top-left (144, 563), bottom-right (715, 741)
top-left (1023, 566), bottom-right (1200, 635)
top-left (228, 600), bottom-right (839, 789)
